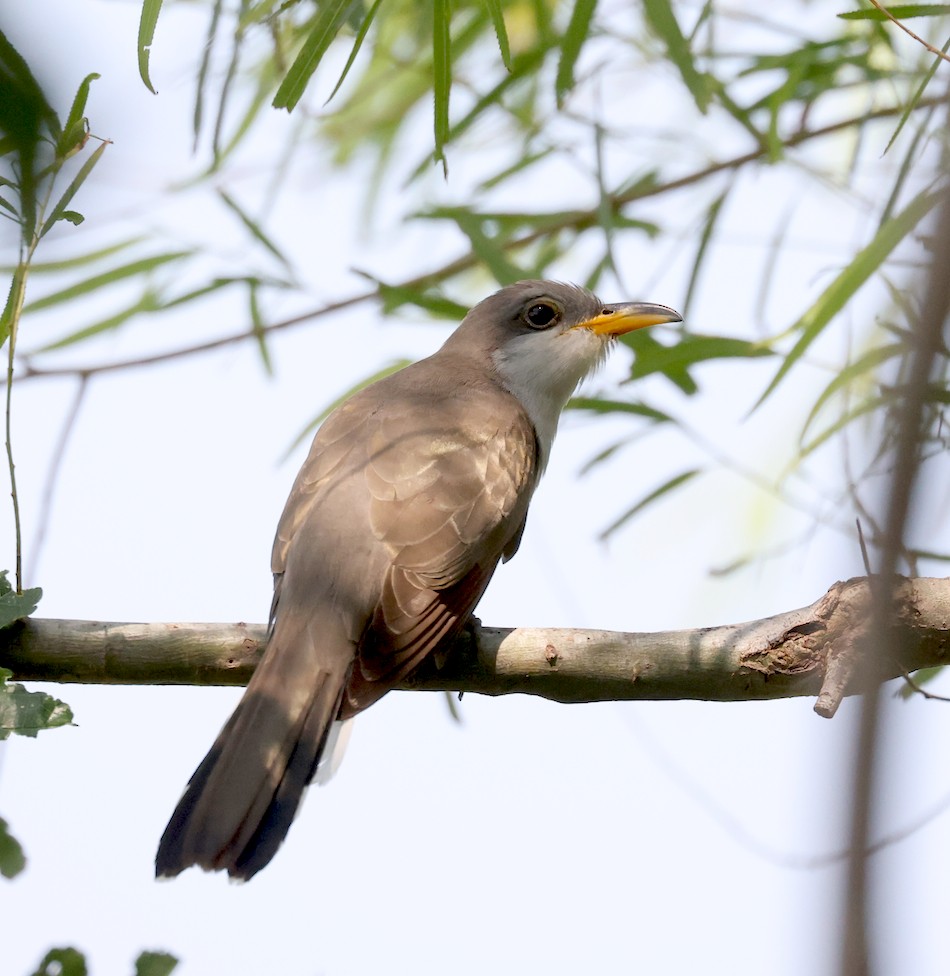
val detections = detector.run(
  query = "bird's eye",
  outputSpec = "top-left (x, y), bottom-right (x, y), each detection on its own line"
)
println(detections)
top-left (523, 302), bottom-right (560, 329)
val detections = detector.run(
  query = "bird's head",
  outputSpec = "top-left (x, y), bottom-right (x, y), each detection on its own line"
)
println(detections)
top-left (445, 280), bottom-right (681, 461)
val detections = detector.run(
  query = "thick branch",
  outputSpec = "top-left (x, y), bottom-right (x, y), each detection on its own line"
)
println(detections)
top-left (2, 577), bottom-right (949, 716)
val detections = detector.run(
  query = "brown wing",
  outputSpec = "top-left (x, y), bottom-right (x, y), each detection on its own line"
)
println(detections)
top-left (343, 396), bottom-right (539, 713)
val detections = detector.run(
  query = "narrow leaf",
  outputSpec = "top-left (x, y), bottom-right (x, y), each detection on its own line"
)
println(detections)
top-left (682, 189), bottom-right (728, 319)
top-left (0, 237), bottom-right (144, 273)
top-left (137, 0), bottom-right (164, 94)
top-left (35, 291), bottom-right (160, 352)
top-left (272, 0), bottom-right (352, 112)
top-left (555, 0), bottom-right (597, 106)
top-left (24, 251), bottom-right (190, 312)
top-left (39, 140), bottom-right (108, 238)
top-left (568, 396), bottom-right (672, 424)
top-left (642, 0), bottom-right (711, 112)
top-left (801, 342), bottom-right (904, 440)
top-left (600, 469), bottom-right (701, 540)
top-left (482, 0), bottom-right (512, 70)
top-left (218, 190), bottom-right (291, 270)
top-left (325, 0), bottom-right (386, 104)
top-left (754, 187), bottom-right (941, 409)
top-left (839, 5), bottom-right (950, 20)
top-left (433, 0), bottom-right (452, 171)
top-left (57, 73), bottom-right (100, 159)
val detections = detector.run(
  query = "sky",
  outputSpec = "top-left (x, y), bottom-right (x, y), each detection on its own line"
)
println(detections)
top-left (4, 3), bottom-right (950, 975)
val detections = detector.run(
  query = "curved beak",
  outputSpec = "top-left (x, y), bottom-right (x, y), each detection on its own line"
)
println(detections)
top-left (574, 302), bottom-right (682, 337)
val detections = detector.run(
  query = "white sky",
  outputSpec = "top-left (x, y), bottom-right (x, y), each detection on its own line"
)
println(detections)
top-left (4, 3), bottom-right (950, 975)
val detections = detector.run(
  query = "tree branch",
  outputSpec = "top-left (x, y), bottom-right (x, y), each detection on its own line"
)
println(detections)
top-left (2, 576), bottom-right (948, 715)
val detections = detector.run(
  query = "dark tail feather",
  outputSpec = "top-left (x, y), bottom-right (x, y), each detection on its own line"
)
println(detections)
top-left (155, 638), bottom-right (347, 881)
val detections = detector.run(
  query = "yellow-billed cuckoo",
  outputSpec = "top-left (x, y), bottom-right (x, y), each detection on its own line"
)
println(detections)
top-left (155, 280), bottom-right (681, 880)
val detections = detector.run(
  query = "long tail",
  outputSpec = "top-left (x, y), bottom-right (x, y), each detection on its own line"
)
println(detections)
top-left (155, 619), bottom-right (350, 881)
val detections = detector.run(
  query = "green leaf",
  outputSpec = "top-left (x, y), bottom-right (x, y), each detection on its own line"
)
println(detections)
top-left (218, 190), bottom-right (292, 270)
top-left (600, 469), bottom-right (702, 540)
top-left (57, 72), bottom-right (100, 159)
top-left (0, 667), bottom-right (73, 740)
top-left (898, 665), bottom-right (945, 698)
top-left (23, 250), bottom-right (191, 313)
top-left (324, 0), bottom-right (385, 104)
top-left (281, 360), bottom-right (412, 461)
top-left (0, 569), bottom-right (41, 627)
top-left (625, 331), bottom-right (772, 394)
top-left (434, 210), bottom-right (524, 284)
top-left (482, 0), bottom-right (512, 71)
top-left (0, 237), bottom-right (144, 273)
top-left (682, 189), bottom-right (729, 319)
top-left (883, 33), bottom-right (950, 154)
top-left (39, 140), bottom-right (108, 239)
top-left (568, 396), bottom-right (672, 424)
top-left (839, 4), bottom-right (950, 20)
top-left (0, 816), bottom-right (26, 878)
top-left (555, 0), bottom-right (597, 106)
top-left (30, 947), bottom-right (87, 976)
top-left (134, 951), bottom-right (179, 976)
top-left (137, 0), bottom-right (163, 94)
top-left (801, 342), bottom-right (905, 441)
top-left (372, 280), bottom-right (469, 319)
top-left (433, 0), bottom-right (452, 171)
top-left (35, 290), bottom-right (161, 352)
top-left (642, 0), bottom-right (711, 113)
top-left (272, 0), bottom-right (353, 113)
top-left (754, 186), bottom-right (942, 409)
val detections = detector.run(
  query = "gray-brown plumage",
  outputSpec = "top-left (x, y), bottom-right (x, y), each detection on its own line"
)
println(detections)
top-left (155, 280), bottom-right (680, 880)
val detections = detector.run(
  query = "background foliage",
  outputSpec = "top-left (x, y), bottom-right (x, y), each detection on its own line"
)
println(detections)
top-left (3, 1), bottom-right (950, 973)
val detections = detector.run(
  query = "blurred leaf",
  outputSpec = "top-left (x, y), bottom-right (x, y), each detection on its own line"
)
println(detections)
top-left (137, 0), bottom-right (164, 94)
top-left (39, 139), bottom-right (107, 238)
top-left (218, 190), bottom-right (292, 271)
top-left (625, 331), bottom-right (772, 395)
top-left (0, 27), bottom-right (59, 240)
top-left (884, 33), bottom-right (950, 154)
top-left (483, 0), bottom-right (512, 71)
top-left (436, 210), bottom-right (525, 284)
top-left (799, 393), bottom-right (891, 460)
top-left (0, 667), bottom-right (73, 740)
top-left (898, 665), bottom-right (945, 698)
top-left (839, 5), bottom-right (950, 20)
top-left (568, 396), bottom-right (672, 424)
top-left (755, 186), bottom-right (941, 409)
top-left (248, 280), bottom-right (272, 375)
top-left (600, 469), bottom-right (701, 540)
top-left (35, 291), bottom-right (161, 352)
top-left (372, 280), bottom-right (469, 319)
top-left (682, 189), bottom-right (728, 319)
top-left (134, 952), bottom-right (179, 976)
top-left (643, 0), bottom-right (711, 112)
top-left (281, 359), bottom-right (413, 461)
top-left (24, 251), bottom-right (191, 313)
top-left (801, 342), bottom-right (905, 441)
top-left (0, 237), bottom-right (144, 273)
top-left (30, 948), bottom-right (87, 976)
top-left (273, 0), bottom-right (353, 112)
top-left (433, 0), bottom-right (451, 170)
top-left (555, 0), bottom-right (597, 106)
top-left (325, 0), bottom-right (385, 104)
top-left (0, 816), bottom-right (26, 878)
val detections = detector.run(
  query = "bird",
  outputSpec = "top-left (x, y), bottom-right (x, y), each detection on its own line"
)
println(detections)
top-left (155, 279), bottom-right (681, 880)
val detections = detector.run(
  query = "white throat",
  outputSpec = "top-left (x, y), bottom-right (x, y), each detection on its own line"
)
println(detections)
top-left (492, 328), bottom-right (610, 468)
